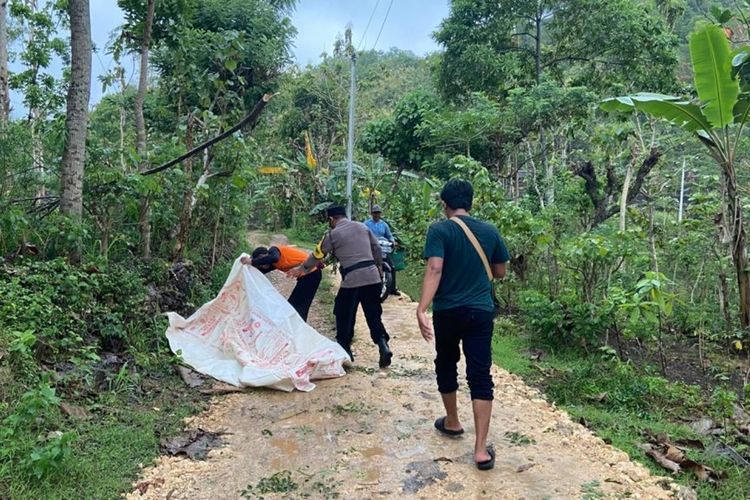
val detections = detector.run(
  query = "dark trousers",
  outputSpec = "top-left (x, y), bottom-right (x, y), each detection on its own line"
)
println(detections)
top-left (288, 270), bottom-right (321, 321)
top-left (433, 307), bottom-right (494, 401)
top-left (333, 283), bottom-right (390, 349)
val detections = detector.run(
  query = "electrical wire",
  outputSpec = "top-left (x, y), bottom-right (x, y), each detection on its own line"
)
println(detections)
top-left (371, 0), bottom-right (394, 51)
top-left (357, 0), bottom-right (381, 50)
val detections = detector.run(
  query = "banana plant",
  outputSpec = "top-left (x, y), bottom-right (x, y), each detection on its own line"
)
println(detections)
top-left (601, 23), bottom-right (750, 329)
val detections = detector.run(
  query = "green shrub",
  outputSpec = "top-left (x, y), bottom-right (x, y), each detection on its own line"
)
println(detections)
top-left (0, 258), bottom-right (162, 397)
top-left (517, 289), bottom-right (565, 344)
top-left (517, 290), bottom-right (614, 350)
top-left (0, 382), bottom-right (73, 480)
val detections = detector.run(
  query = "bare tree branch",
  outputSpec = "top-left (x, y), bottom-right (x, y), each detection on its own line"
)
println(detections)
top-left (573, 148), bottom-right (662, 227)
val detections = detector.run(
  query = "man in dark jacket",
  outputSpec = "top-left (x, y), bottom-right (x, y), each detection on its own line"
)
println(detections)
top-left (289, 205), bottom-right (393, 368)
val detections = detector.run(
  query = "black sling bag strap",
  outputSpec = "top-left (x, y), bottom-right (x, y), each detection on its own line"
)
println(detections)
top-left (340, 260), bottom-right (376, 280)
top-left (450, 217), bottom-right (501, 317)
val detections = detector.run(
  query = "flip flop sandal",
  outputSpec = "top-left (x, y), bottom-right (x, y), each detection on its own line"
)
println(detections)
top-left (434, 416), bottom-right (464, 437)
top-left (476, 447), bottom-right (495, 471)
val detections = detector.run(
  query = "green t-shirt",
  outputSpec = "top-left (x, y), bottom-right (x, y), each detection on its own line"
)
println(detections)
top-left (423, 215), bottom-right (510, 312)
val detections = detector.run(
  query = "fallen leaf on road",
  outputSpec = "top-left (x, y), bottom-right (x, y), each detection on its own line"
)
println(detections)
top-left (133, 478), bottom-right (165, 495)
top-left (516, 463), bottom-right (536, 472)
top-left (160, 429), bottom-right (224, 460)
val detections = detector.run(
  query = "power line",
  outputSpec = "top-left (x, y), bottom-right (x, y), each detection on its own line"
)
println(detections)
top-left (371, 0), bottom-right (394, 51)
top-left (358, 0), bottom-right (381, 50)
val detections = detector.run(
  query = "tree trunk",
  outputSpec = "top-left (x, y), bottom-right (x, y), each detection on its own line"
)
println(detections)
top-left (136, 0), bottom-right (155, 259)
top-left (389, 161), bottom-right (406, 193)
top-left (534, 10), bottom-right (542, 84)
top-left (648, 194), bottom-right (659, 274)
top-left (134, 0), bottom-right (154, 158)
top-left (619, 155), bottom-right (634, 231)
top-left (526, 140), bottom-right (545, 210)
top-left (211, 197), bottom-right (223, 270)
top-left (534, 11), bottom-right (552, 206)
top-left (513, 151), bottom-right (520, 205)
top-left (0, 0), bottom-right (9, 125)
top-left (719, 266), bottom-right (732, 331)
top-left (173, 114), bottom-right (195, 261)
top-left (118, 65), bottom-right (126, 169)
top-left (31, 109), bottom-right (44, 198)
top-left (24, 1), bottom-right (45, 197)
top-left (59, 0), bottom-right (91, 264)
top-left (542, 125), bottom-right (552, 205)
top-left (678, 159), bottom-right (685, 223)
top-left (725, 159), bottom-right (750, 329)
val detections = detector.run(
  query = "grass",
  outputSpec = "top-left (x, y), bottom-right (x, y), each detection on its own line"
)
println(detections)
top-left (397, 266), bottom-right (424, 303)
top-left (2, 374), bottom-right (206, 499)
top-left (491, 320), bottom-right (750, 500)
top-left (491, 327), bottom-right (535, 376)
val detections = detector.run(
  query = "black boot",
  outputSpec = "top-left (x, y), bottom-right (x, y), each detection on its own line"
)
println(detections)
top-left (378, 338), bottom-right (392, 368)
top-left (338, 341), bottom-right (354, 362)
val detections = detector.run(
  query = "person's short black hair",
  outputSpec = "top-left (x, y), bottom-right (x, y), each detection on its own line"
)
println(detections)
top-left (325, 205), bottom-right (346, 218)
top-left (440, 179), bottom-right (473, 211)
top-left (251, 246), bottom-right (268, 259)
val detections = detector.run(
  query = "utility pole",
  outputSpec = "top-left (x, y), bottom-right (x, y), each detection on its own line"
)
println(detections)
top-left (345, 27), bottom-right (356, 219)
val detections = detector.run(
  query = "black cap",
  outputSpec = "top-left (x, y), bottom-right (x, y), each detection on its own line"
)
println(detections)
top-left (326, 205), bottom-right (346, 217)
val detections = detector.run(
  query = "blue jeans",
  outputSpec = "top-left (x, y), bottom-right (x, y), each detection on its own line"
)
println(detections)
top-left (433, 307), bottom-right (494, 401)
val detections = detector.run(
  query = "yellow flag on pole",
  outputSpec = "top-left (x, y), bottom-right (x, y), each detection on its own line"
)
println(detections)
top-left (304, 131), bottom-right (317, 170)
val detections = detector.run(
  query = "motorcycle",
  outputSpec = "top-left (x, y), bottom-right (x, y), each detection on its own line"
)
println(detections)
top-left (378, 239), bottom-right (395, 302)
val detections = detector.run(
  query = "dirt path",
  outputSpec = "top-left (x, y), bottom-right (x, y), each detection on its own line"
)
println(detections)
top-left (128, 239), bottom-right (694, 499)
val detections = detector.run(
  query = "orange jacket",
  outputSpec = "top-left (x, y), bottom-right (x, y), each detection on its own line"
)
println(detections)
top-left (275, 245), bottom-right (317, 272)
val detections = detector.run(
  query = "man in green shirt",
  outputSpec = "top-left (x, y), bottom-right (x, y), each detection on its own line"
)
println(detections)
top-left (417, 179), bottom-right (509, 471)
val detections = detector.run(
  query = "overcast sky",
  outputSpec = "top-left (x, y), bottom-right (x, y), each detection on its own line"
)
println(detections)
top-left (9, 0), bottom-right (448, 113)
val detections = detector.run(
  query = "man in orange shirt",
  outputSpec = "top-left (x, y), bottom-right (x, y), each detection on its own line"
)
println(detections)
top-left (241, 245), bottom-right (322, 321)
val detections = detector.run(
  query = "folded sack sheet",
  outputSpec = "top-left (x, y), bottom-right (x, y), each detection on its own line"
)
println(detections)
top-left (165, 255), bottom-right (348, 392)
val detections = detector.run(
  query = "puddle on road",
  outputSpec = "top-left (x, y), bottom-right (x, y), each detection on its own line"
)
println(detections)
top-left (270, 436), bottom-right (299, 455)
top-left (361, 446), bottom-right (385, 458)
top-left (403, 459), bottom-right (448, 494)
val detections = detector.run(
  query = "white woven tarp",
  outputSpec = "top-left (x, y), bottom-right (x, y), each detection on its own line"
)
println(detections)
top-left (165, 255), bottom-right (348, 392)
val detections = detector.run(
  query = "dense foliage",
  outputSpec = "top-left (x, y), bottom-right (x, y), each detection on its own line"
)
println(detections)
top-left (2, 0), bottom-right (750, 497)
